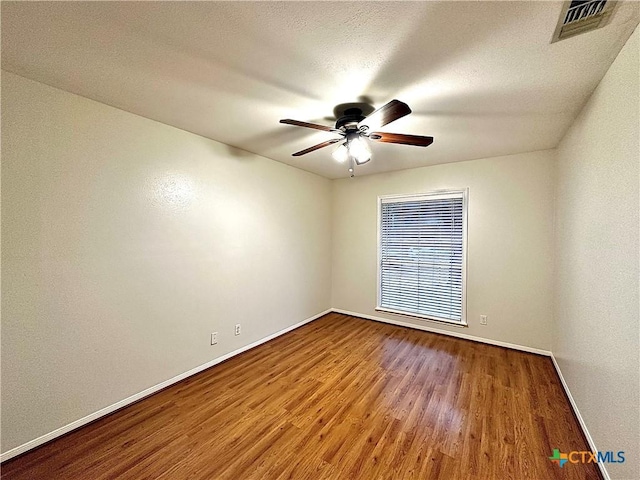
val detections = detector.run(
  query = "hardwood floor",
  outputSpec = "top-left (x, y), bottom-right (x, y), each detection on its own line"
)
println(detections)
top-left (2, 313), bottom-right (601, 480)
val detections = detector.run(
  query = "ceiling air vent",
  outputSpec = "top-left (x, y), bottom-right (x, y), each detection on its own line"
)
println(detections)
top-left (551, 0), bottom-right (618, 42)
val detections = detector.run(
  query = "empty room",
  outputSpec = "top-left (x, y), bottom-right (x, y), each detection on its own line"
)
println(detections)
top-left (1, 2), bottom-right (638, 479)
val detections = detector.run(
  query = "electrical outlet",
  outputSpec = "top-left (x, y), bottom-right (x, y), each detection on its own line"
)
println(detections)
top-left (480, 315), bottom-right (487, 325)
top-left (211, 332), bottom-right (218, 345)
top-left (235, 324), bottom-right (241, 336)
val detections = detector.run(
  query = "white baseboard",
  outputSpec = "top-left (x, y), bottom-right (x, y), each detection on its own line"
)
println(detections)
top-left (332, 308), bottom-right (552, 356)
top-left (550, 354), bottom-right (610, 480)
top-left (0, 308), bottom-right (331, 463)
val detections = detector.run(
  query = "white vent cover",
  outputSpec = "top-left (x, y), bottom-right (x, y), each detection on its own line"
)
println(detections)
top-left (551, 0), bottom-right (618, 42)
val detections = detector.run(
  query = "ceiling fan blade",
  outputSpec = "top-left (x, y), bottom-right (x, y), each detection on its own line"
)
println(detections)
top-left (359, 100), bottom-right (411, 130)
top-left (369, 132), bottom-right (434, 147)
top-left (292, 138), bottom-right (343, 156)
top-left (280, 119), bottom-right (338, 132)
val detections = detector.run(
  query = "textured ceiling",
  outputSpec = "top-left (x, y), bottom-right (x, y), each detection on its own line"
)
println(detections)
top-left (2, 1), bottom-right (638, 178)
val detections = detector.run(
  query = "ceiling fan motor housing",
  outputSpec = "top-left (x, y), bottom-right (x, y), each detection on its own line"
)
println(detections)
top-left (335, 107), bottom-right (366, 130)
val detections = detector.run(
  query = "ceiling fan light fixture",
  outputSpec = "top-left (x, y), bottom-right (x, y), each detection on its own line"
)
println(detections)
top-left (332, 143), bottom-right (349, 163)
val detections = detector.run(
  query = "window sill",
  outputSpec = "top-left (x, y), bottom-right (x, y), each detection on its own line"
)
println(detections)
top-left (375, 307), bottom-right (468, 328)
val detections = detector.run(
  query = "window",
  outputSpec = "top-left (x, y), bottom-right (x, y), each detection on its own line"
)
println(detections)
top-left (377, 190), bottom-right (467, 325)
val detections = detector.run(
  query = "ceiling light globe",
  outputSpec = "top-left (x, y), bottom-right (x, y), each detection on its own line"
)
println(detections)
top-left (349, 137), bottom-right (371, 165)
top-left (332, 144), bottom-right (349, 163)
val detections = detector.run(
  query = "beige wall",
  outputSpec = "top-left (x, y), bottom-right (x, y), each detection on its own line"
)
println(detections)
top-left (554, 27), bottom-right (639, 480)
top-left (1, 72), bottom-right (332, 453)
top-left (331, 150), bottom-right (556, 351)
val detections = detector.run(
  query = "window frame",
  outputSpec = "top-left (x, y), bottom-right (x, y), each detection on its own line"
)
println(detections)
top-left (376, 189), bottom-right (469, 327)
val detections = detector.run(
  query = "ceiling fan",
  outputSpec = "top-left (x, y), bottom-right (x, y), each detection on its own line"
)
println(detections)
top-left (280, 100), bottom-right (433, 177)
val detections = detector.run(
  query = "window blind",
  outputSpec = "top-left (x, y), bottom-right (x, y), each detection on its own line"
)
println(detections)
top-left (378, 192), bottom-right (466, 324)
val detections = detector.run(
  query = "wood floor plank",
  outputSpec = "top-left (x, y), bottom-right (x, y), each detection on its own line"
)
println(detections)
top-left (2, 313), bottom-right (602, 479)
